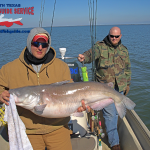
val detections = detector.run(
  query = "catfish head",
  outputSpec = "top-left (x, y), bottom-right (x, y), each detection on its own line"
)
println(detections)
top-left (9, 86), bottom-right (41, 110)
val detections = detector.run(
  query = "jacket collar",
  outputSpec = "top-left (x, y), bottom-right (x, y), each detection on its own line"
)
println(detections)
top-left (103, 35), bottom-right (121, 49)
top-left (19, 46), bottom-right (56, 71)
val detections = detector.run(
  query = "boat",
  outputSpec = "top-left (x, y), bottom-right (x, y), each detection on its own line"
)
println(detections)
top-left (59, 48), bottom-right (150, 150)
top-left (70, 109), bottom-right (150, 150)
top-left (1, 48), bottom-right (150, 150)
top-left (1, 104), bottom-right (150, 150)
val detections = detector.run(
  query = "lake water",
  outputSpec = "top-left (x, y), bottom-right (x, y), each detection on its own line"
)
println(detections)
top-left (0, 24), bottom-right (150, 130)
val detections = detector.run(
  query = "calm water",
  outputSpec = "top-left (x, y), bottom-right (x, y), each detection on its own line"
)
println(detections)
top-left (0, 24), bottom-right (150, 130)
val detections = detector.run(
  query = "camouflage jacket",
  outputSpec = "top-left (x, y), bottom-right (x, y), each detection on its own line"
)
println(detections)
top-left (83, 35), bottom-right (131, 92)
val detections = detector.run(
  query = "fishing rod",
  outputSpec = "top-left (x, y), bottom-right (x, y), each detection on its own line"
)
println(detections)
top-left (39, 0), bottom-right (57, 36)
top-left (39, 0), bottom-right (45, 27)
top-left (88, 0), bottom-right (97, 82)
top-left (88, 1), bottom-right (106, 149)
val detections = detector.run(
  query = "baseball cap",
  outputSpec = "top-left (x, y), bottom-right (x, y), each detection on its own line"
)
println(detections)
top-left (32, 33), bottom-right (49, 42)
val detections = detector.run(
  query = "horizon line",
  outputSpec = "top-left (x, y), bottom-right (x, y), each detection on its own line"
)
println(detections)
top-left (0, 23), bottom-right (150, 30)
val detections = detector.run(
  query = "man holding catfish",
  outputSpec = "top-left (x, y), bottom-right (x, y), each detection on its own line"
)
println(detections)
top-left (0, 27), bottom-right (88, 150)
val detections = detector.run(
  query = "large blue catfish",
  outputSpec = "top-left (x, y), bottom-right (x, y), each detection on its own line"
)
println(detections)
top-left (9, 81), bottom-right (136, 119)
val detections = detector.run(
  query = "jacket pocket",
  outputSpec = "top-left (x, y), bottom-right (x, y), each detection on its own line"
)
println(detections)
top-left (99, 52), bottom-right (109, 69)
top-left (118, 55), bottom-right (126, 68)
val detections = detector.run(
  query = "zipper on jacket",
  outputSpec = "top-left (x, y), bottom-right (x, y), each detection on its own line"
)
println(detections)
top-left (37, 73), bottom-right (40, 85)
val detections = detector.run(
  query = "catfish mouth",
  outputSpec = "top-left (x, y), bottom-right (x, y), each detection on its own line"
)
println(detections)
top-left (11, 93), bottom-right (19, 103)
top-left (12, 93), bottom-right (39, 110)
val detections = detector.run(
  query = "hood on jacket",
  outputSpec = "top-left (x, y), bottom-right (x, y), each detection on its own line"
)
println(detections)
top-left (103, 35), bottom-right (121, 49)
top-left (27, 27), bottom-right (51, 54)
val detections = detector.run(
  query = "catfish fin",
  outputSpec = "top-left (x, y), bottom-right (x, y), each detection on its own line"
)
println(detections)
top-left (51, 80), bottom-right (70, 85)
top-left (87, 98), bottom-right (114, 111)
top-left (34, 104), bottom-right (47, 112)
top-left (115, 102), bottom-right (126, 119)
top-left (122, 96), bottom-right (136, 110)
top-left (115, 96), bottom-right (136, 119)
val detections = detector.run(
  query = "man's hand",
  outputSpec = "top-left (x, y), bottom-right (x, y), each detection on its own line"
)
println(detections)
top-left (0, 90), bottom-right (10, 105)
top-left (78, 54), bottom-right (85, 62)
top-left (77, 100), bottom-right (90, 112)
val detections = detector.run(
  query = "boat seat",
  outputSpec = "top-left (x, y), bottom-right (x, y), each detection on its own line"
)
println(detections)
top-left (71, 136), bottom-right (96, 150)
top-left (0, 126), bottom-right (9, 150)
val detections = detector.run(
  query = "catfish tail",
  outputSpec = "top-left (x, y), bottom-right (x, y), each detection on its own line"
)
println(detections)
top-left (115, 96), bottom-right (136, 119)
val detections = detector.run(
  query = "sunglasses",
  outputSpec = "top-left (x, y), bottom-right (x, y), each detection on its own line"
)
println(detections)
top-left (31, 42), bottom-right (49, 48)
top-left (110, 35), bottom-right (120, 38)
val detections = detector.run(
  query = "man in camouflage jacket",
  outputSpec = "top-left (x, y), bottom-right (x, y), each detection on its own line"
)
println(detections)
top-left (78, 27), bottom-right (131, 150)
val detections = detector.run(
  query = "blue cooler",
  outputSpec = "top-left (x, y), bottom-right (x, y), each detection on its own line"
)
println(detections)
top-left (67, 62), bottom-right (81, 82)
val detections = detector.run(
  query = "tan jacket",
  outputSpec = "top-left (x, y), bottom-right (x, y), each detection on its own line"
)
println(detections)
top-left (0, 47), bottom-right (73, 134)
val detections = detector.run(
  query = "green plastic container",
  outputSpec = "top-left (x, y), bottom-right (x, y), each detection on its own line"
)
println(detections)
top-left (81, 67), bottom-right (89, 82)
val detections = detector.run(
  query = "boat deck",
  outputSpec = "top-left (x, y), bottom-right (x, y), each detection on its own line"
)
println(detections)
top-left (1, 109), bottom-right (150, 150)
top-left (71, 134), bottom-right (111, 150)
